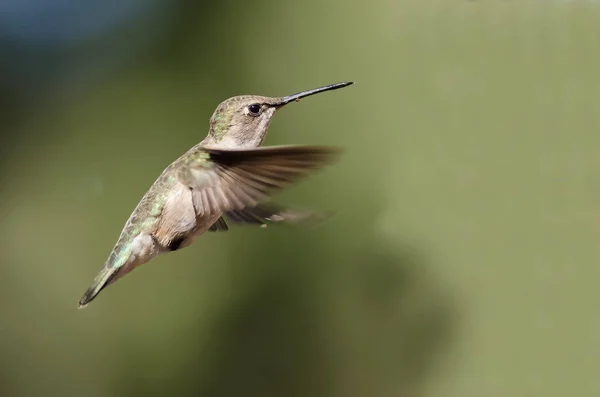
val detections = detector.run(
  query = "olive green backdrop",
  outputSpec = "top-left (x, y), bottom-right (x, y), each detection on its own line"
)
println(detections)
top-left (2, 1), bottom-right (599, 396)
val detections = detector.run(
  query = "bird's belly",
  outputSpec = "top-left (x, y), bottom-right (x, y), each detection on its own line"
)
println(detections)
top-left (175, 213), bottom-right (222, 250)
top-left (196, 213), bottom-right (223, 234)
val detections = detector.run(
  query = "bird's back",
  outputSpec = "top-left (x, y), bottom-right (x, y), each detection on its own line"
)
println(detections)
top-left (107, 163), bottom-right (182, 264)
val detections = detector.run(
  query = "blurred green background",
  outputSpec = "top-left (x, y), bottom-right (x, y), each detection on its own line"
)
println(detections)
top-left (2, 0), bottom-right (600, 396)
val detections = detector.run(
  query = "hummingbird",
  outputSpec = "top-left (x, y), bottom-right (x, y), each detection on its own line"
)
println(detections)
top-left (78, 81), bottom-right (353, 308)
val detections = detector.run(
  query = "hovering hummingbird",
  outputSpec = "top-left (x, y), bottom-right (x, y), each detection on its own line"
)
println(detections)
top-left (78, 81), bottom-right (353, 308)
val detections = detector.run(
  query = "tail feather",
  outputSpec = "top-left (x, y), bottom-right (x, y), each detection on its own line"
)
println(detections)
top-left (78, 266), bottom-right (120, 309)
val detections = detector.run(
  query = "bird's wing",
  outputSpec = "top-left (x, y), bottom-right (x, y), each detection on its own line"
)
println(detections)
top-left (177, 145), bottom-right (341, 217)
top-left (207, 203), bottom-right (333, 231)
top-left (208, 216), bottom-right (229, 232)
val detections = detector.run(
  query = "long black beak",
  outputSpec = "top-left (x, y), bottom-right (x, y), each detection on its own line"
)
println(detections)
top-left (277, 82), bottom-right (354, 106)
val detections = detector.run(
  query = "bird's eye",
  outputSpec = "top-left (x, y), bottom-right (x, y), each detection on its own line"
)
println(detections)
top-left (247, 103), bottom-right (262, 116)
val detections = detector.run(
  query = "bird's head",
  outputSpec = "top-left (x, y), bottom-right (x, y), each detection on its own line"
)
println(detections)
top-left (203, 82), bottom-right (353, 148)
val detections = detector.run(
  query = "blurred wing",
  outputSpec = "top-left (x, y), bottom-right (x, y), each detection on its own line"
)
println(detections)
top-left (207, 203), bottom-right (333, 231)
top-left (178, 145), bottom-right (341, 217)
top-left (208, 216), bottom-right (229, 232)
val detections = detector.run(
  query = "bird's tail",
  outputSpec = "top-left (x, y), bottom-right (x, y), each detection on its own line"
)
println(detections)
top-left (78, 265), bottom-right (120, 309)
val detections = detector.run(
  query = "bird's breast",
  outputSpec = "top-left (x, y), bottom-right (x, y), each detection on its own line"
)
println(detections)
top-left (152, 184), bottom-right (198, 246)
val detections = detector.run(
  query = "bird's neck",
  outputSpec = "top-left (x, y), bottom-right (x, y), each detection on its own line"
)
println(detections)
top-left (200, 134), bottom-right (265, 150)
